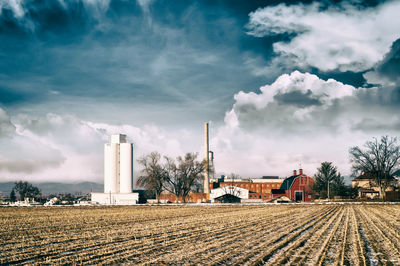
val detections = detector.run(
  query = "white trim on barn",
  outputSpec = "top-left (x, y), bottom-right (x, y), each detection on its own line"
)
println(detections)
top-left (210, 186), bottom-right (249, 203)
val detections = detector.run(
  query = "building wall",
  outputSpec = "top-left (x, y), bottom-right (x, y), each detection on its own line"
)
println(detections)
top-left (159, 193), bottom-right (208, 203)
top-left (352, 180), bottom-right (372, 189)
top-left (210, 180), bottom-right (283, 201)
top-left (352, 178), bottom-right (396, 193)
top-left (91, 192), bottom-right (139, 205)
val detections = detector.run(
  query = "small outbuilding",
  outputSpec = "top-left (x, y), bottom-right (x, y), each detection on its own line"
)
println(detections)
top-left (210, 186), bottom-right (249, 203)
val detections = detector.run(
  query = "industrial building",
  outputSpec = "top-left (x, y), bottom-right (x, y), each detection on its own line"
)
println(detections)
top-left (91, 134), bottom-right (139, 205)
top-left (159, 122), bottom-right (316, 203)
top-left (209, 176), bottom-right (283, 202)
top-left (208, 170), bottom-right (315, 203)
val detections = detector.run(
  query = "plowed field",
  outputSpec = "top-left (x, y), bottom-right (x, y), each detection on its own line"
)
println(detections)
top-left (1, 204), bottom-right (400, 265)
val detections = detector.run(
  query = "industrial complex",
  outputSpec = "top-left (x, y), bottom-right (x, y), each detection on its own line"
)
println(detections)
top-left (91, 123), bottom-right (315, 205)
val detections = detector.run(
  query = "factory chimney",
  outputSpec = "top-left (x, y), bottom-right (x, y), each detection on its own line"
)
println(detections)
top-left (203, 122), bottom-right (210, 194)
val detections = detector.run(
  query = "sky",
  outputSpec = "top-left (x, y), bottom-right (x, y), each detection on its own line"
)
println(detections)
top-left (0, 0), bottom-right (400, 183)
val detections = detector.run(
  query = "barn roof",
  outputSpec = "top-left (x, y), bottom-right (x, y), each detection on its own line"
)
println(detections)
top-left (280, 175), bottom-right (299, 190)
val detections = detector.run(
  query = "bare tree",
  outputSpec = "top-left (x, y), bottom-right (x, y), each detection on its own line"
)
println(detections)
top-left (164, 153), bottom-right (204, 203)
top-left (349, 136), bottom-right (400, 200)
top-left (136, 152), bottom-right (167, 203)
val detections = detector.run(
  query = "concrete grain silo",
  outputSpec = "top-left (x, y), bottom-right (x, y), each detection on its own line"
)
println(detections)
top-left (92, 134), bottom-right (138, 205)
top-left (119, 142), bottom-right (133, 193)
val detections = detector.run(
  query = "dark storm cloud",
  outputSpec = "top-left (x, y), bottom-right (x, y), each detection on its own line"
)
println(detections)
top-left (371, 38), bottom-right (400, 82)
top-left (362, 38), bottom-right (400, 107)
top-left (0, 158), bottom-right (64, 174)
top-left (352, 118), bottom-right (400, 132)
top-left (0, 86), bottom-right (29, 105)
top-left (0, 0), bottom-right (277, 122)
top-left (0, 0), bottom-right (381, 120)
top-left (274, 90), bottom-right (322, 107)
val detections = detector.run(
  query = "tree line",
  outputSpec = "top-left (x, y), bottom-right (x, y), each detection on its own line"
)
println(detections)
top-left (6, 136), bottom-right (399, 203)
top-left (140, 135), bottom-right (400, 202)
top-left (314, 135), bottom-right (400, 200)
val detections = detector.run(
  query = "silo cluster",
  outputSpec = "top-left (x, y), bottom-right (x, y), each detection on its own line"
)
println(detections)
top-left (104, 134), bottom-right (133, 194)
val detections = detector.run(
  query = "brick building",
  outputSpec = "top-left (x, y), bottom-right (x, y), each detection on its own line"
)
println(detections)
top-left (210, 176), bottom-right (283, 201)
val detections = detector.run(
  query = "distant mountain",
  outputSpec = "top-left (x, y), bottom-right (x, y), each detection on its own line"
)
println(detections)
top-left (0, 182), bottom-right (103, 196)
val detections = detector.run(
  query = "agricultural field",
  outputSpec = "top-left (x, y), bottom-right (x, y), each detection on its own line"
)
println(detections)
top-left (1, 204), bottom-right (400, 265)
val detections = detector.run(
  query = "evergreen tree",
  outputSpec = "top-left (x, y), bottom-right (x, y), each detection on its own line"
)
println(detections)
top-left (314, 162), bottom-right (339, 199)
top-left (13, 181), bottom-right (41, 201)
top-left (10, 189), bottom-right (16, 202)
top-left (331, 173), bottom-right (347, 197)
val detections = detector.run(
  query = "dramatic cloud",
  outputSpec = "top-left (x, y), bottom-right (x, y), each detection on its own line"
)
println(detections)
top-left (247, 1), bottom-right (400, 72)
top-left (0, 0), bottom-right (25, 18)
top-left (364, 38), bottom-right (400, 88)
top-left (0, 107), bottom-right (16, 137)
top-left (231, 71), bottom-right (356, 129)
top-left (209, 70), bottom-right (400, 177)
top-left (1, 1), bottom-right (399, 181)
top-left (0, 110), bottom-right (201, 182)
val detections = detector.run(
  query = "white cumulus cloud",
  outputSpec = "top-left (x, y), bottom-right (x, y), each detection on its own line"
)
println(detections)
top-left (247, 1), bottom-right (400, 72)
top-left (0, 0), bottom-right (25, 18)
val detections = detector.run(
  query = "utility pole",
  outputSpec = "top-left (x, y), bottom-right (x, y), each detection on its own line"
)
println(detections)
top-left (204, 122), bottom-right (210, 195)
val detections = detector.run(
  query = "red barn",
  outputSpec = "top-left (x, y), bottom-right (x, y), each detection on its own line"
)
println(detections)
top-left (272, 169), bottom-right (315, 202)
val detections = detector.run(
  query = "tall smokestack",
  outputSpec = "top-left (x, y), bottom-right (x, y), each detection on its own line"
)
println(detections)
top-left (204, 122), bottom-right (210, 194)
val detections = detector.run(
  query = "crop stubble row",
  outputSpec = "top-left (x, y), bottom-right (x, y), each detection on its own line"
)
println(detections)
top-left (0, 204), bottom-right (399, 265)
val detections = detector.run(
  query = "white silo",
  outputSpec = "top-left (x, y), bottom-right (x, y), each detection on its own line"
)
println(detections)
top-left (109, 142), bottom-right (120, 193)
top-left (119, 143), bottom-right (133, 193)
top-left (92, 134), bottom-right (138, 205)
top-left (103, 134), bottom-right (133, 194)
